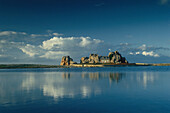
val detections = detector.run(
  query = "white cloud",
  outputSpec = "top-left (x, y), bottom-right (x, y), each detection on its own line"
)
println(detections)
top-left (136, 52), bottom-right (140, 55)
top-left (41, 37), bottom-right (68, 50)
top-left (30, 34), bottom-right (49, 37)
top-left (138, 44), bottom-right (147, 51)
top-left (93, 39), bottom-right (103, 44)
top-left (79, 37), bottom-right (103, 47)
top-left (142, 51), bottom-right (160, 57)
top-left (129, 52), bottom-right (134, 55)
top-left (40, 51), bottom-right (69, 59)
top-left (129, 51), bottom-right (160, 57)
top-left (52, 33), bottom-right (63, 36)
top-left (20, 44), bottom-right (39, 57)
top-left (79, 37), bottom-right (92, 47)
top-left (127, 44), bottom-right (169, 58)
top-left (0, 31), bottom-right (17, 36)
top-left (19, 36), bottom-right (103, 60)
top-left (0, 31), bottom-right (27, 36)
top-left (0, 40), bottom-right (6, 43)
top-left (41, 36), bottom-right (103, 50)
top-left (20, 32), bottom-right (27, 35)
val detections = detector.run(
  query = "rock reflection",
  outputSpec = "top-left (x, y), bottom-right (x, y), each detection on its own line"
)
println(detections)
top-left (82, 72), bottom-right (124, 83)
top-left (62, 72), bottom-right (71, 80)
top-left (109, 73), bottom-right (124, 83)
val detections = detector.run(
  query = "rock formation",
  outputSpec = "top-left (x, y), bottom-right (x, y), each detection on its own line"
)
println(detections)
top-left (109, 51), bottom-right (126, 63)
top-left (60, 51), bottom-right (128, 66)
top-left (89, 54), bottom-right (100, 63)
top-left (80, 57), bottom-right (89, 64)
top-left (80, 51), bottom-right (128, 64)
top-left (60, 56), bottom-right (77, 66)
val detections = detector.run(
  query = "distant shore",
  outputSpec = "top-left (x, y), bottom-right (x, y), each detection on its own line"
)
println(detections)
top-left (0, 63), bottom-right (170, 69)
top-left (0, 64), bottom-right (64, 69)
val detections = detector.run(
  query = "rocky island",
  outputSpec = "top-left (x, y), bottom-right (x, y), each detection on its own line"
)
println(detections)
top-left (60, 51), bottom-right (132, 67)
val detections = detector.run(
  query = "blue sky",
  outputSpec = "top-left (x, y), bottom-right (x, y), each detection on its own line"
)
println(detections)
top-left (0, 0), bottom-right (170, 64)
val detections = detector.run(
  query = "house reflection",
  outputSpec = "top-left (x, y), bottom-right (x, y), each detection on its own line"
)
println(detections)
top-left (62, 72), bottom-right (125, 83)
top-left (109, 73), bottom-right (124, 83)
top-left (62, 72), bottom-right (71, 80)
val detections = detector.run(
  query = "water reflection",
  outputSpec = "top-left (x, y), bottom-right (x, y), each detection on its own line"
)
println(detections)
top-left (42, 72), bottom-right (125, 100)
top-left (63, 72), bottom-right (124, 83)
top-left (62, 72), bottom-right (71, 80)
top-left (0, 71), bottom-right (159, 106)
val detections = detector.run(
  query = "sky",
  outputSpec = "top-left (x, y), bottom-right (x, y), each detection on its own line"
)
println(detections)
top-left (0, 0), bottom-right (170, 64)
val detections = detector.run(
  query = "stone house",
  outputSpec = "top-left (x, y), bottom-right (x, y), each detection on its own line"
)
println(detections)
top-left (99, 56), bottom-right (110, 63)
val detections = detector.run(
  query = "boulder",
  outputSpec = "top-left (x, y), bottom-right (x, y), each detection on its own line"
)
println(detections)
top-left (80, 57), bottom-right (89, 64)
top-left (110, 51), bottom-right (128, 63)
top-left (89, 54), bottom-right (100, 63)
top-left (60, 56), bottom-right (77, 66)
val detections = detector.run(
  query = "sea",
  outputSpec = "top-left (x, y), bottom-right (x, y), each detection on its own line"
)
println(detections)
top-left (0, 66), bottom-right (170, 113)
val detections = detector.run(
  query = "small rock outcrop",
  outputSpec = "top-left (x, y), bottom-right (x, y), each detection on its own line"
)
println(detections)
top-left (60, 56), bottom-right (77, 66)
top-left (109, 51), bottom-right (128, 63)
top-left (89, 54), bottom-right (100, 63)
top-left (80, 57), bottom-right (89, 64)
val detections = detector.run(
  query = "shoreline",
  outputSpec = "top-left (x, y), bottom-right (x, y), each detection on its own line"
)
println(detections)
top-left (0, 63), bottom-right (170, 69)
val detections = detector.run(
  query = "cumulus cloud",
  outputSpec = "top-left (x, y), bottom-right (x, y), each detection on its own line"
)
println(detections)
top-left (20, 44), bottom-right (40, 57)
top-left (40, 51), bottom-right (69, 59)
top-left (41, 37), bottom-right (70, 50)
top-left (142, 51), bottom-right (160, 57)
top-left (79, 37), bottom-right (103, 47)
top-left (40, 36), bottom-right (103, 50)
top-left (19, 36), bottom-right (103, 60)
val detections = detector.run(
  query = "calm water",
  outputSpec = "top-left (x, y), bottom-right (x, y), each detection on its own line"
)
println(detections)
top-left (0, 66), bottom-right (170, 113)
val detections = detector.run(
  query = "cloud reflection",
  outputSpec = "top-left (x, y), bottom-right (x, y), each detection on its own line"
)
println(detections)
top-left (0, 71), bottom-right (158, 105)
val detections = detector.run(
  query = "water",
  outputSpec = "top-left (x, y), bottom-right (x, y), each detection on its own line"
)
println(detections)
top-left (0, 66), bottom-right (170, 113)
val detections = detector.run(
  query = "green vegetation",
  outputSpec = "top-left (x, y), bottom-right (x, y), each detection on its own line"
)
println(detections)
top-left (0, 64), bottom-right (64, 69)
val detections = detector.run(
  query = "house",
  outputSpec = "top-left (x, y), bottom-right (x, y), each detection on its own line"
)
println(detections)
top-left (99, 56), bottom-right (110, 63)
